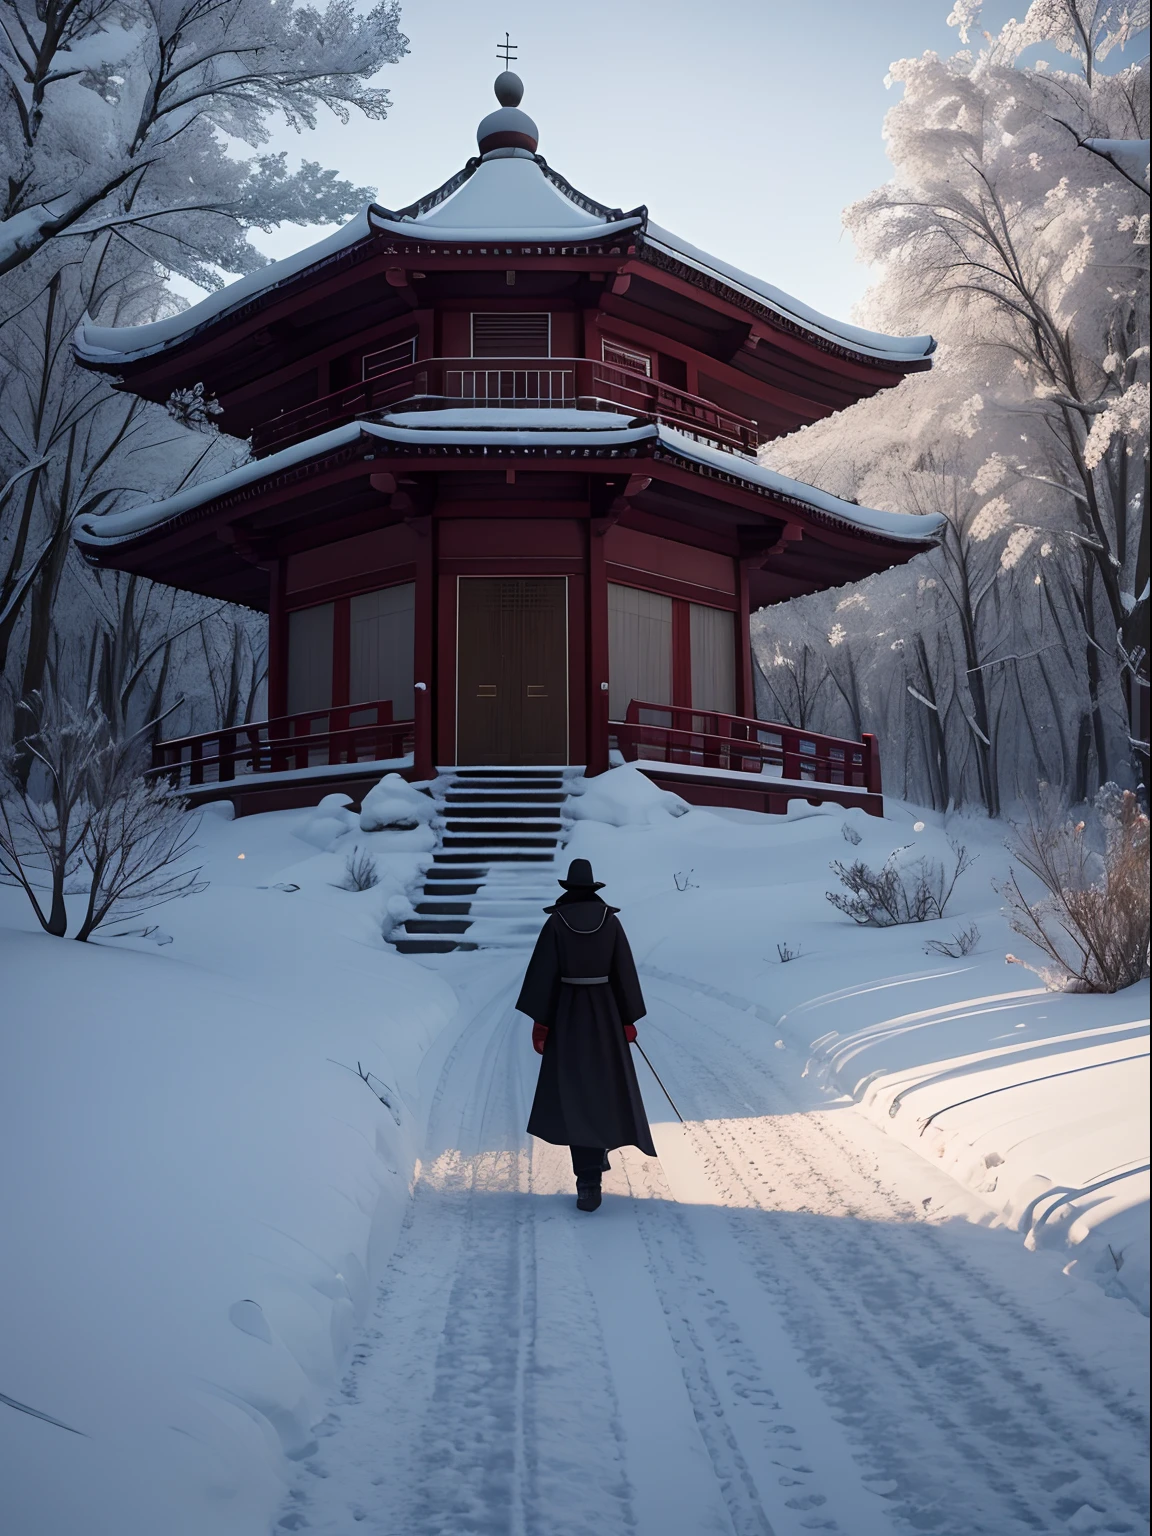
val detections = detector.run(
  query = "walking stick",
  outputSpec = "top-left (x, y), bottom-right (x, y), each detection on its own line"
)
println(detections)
top-left (632, 1040), bottom-right (685, 1124)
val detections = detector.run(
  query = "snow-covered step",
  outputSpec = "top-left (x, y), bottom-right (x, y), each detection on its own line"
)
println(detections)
top-left (390, 766), bottom-right (581, 953)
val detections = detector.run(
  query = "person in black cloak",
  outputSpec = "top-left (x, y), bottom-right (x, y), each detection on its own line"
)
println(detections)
top-left (516, 857), bottom-right (656, 1211)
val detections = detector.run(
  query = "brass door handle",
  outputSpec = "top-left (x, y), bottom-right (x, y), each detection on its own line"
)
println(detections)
top-left (526, 685), bottom-right (547, 697)
top-left (477, 685), bottom-right (496, 697)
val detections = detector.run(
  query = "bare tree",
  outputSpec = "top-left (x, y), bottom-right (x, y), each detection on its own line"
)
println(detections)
top-left (0, 683), bottom-right (205, 939)
top-left (198, 611), bottom-right (268, 731)
top-left (755, 641), bottom-right (830, 730)
top-left (73, 761), bottom-right (205, 942)
top-left (0, 687), bottom-right (94, 933)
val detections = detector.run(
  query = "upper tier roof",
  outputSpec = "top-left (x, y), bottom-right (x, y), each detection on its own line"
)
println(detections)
top-left (75, 78), bottom-right (933, 373)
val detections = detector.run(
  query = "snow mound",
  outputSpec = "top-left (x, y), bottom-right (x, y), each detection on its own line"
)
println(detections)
top-left (297, 793), bottom-right (358, 851)
top-left (568, 763), bottom-right (690, 826)
top-left (360, 774), bottom-right (434, 832)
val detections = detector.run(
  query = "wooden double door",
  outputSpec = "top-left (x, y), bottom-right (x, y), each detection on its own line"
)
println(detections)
top-left (456, 578), bottom-right (568, 764)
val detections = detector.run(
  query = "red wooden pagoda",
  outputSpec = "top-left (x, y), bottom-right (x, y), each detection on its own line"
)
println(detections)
top-left (74, 71), bottom-right (940, 816)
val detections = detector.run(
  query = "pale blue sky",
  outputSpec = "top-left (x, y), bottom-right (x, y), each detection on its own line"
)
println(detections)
top-left (186, 1), bottom-right (1143, 328)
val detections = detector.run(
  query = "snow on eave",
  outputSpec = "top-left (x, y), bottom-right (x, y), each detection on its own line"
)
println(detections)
top-left (654, 426), bottom-right (943, 544)
top-left (642, 223), bottom-right (936, 366)
top-left (75, 411), bottom-right (941, 554)
top-left (74, 421), bottom-right (371, 544)
top-left (367, 212), bottom-right (644, 243)
top-left (74, 208), bottom-right (378, 368)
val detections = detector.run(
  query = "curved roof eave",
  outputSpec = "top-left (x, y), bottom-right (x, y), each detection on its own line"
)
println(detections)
top-left (74, 208), bottom-right (379, 368)
top-left (72, 137), bottom-right (936, 376)
top-left (367, 212), bottom-right (644, 243)
top-left (641, 224), bottom-right (935, 365)
top-left (73, 411), bottom-right (943, 554)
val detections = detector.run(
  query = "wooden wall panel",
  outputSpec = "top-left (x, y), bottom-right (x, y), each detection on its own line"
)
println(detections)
top-left (549, 311), bottom-right (577, 355)
top-left (604, 525), bottom-right (736, 595)
top-left (285, 522), bottom-right (420, 597)
top-left (439, 518), bottom-right (584, 560)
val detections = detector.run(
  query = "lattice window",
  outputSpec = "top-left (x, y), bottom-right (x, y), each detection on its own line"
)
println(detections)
top-left (471, 312), bottom-right (551, 357)
top-left (491, 579), bottom-right (558, 611)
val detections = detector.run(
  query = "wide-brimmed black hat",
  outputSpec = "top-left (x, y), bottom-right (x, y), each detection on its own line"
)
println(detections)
top-left (558, 857), bottom-right (605, 891)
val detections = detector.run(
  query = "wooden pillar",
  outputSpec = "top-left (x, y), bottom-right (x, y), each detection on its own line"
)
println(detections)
top-left (736, 558), bottom-right (756, 718)
top-left (267, 558), bottom-right (288, 719)
top-left (332, 598), bottom-right (350, 706)
top-left (587, 518), bottom-right (611, 775)
top-left (672, 599), bottom-right (692, 708)
top-left (412, 515), bottom-right (436, 779)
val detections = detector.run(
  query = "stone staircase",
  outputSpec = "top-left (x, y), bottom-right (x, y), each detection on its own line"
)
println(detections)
top-left (391, 767), bottom-right (583, 954)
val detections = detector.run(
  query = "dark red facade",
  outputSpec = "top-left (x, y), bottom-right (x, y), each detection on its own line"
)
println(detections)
top-left (74, 80), bottom-right (938, 797)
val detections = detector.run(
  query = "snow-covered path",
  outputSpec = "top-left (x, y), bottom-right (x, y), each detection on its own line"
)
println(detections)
top-left (282, 955), bottom-right (1149, 1536)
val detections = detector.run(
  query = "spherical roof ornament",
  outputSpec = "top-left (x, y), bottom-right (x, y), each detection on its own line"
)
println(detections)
top-left (477, 71), bottom-right (539, 157)
top-left (494, 70), bottom-right (523, 107)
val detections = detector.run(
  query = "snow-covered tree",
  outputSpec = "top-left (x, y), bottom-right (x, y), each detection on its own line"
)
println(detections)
top-left (0, 0), bottom-right (405, 282)
top-left (764, 0), bottom-right (1149, 809)
top-left (1, 0), bottom-right (408, 743)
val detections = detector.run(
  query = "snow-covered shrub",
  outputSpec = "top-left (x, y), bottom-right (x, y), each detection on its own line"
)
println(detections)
top-left (841, 821), bottom-right (863, 846)
top-left (925, 922), bottom-right (981, 958)
top-left (568, 763), bottom-right (689, 826)
top-left (1000, 785), bottom-right (1149, 993)
top-left (360, 774), bottom-right (434, 832)
top-left (338, 847), bottom-right (379, 891)
top-left (827, 841), bottom-right (974, 927)
top-left (297, 794), bottom-right (357, 851)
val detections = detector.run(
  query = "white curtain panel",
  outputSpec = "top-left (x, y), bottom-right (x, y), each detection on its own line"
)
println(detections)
top-left (608, 583), bottom-right (672, 720)
top-left (350, 582), bottom-right (416, 719)
top-left (286, 602), bottom-right (334, 716)
top-left (690, 603), bottom-right (736, 714)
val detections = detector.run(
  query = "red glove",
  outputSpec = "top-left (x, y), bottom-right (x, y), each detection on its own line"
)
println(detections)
top-left (624, 1023), bottom-right (637, 1044)
top-left (532, 1022), bottom-right (549, 1055)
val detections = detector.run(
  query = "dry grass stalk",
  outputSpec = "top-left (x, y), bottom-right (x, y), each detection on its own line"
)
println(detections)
top-left (828, 841), bottom-right (974, 927)
top-left (1000, 785), bottom-right (1149, 993)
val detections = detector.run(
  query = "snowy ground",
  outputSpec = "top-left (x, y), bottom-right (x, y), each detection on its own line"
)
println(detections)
top-left (1, 771), bottom-right (1147, 1535)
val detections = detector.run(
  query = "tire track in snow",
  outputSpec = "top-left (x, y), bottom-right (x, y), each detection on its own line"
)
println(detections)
top-left (643, 965), bottom-right (1149, 1442)
top-left (618, 1147), bottom-right (797, 1536)
top-left (280, 978), bottom-right (521, 1532)
top-left (282, 965), bottom-right (635, 1535)
top-left (640, 970), bottom-right (1149, 1535)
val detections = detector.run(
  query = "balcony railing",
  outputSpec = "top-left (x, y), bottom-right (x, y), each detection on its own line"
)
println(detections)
top-left (150, 700), bottom-right (413, 791)
top-left (612, 700), bottom-right (882, 793)
top-left (251, 357), bottom-right (759, 459)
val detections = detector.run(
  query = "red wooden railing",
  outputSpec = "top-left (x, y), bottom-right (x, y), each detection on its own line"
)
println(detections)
top-left (150, 700), bottom-right (414, 791)
top-left (251, 356), bottom-right (759, 459)
top-left (613, 700), bottom-right (882, 794)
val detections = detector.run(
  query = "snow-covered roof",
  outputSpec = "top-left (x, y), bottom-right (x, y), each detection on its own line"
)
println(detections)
top-left (75, 208), bottom-right (378, 367)
top-left (74, 79), bottom-right (934, 373)
top-left (370, 151), bottom-right (642, 242)
top-left (74, 409), bottom-right (943, 550)
top-left (643, 225), bottom-right (933, 363)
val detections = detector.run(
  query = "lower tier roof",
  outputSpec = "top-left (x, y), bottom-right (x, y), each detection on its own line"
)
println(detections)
top-left (73, 410), bottom-right (941, 609)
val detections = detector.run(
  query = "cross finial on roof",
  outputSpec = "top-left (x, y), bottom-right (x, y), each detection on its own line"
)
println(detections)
top-left (497, 31), bottom-right (517, 67)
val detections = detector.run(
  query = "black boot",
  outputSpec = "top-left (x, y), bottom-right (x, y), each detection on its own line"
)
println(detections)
top-left (576, 1179), bottom-right (602, 1212)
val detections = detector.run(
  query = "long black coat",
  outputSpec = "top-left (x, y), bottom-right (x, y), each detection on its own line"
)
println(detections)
top-left (517, 895), bottom-right (657, 1156)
